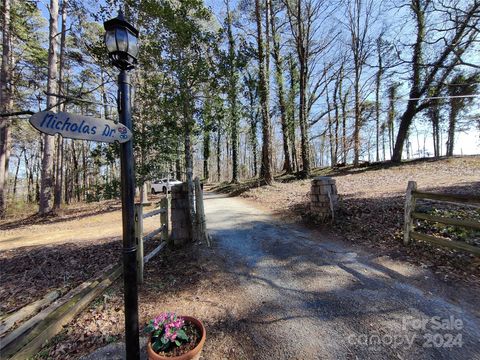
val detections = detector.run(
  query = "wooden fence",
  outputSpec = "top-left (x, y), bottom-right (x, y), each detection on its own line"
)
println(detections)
top-left (404, 180), bottom-right (480, 256)
top-left (134, 196), bottom-right (171, 284)
top-left (1, 185), bottom-right (209, 359)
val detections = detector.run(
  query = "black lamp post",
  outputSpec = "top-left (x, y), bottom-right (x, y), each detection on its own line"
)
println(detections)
top-left (104, 10), bottom-right (140, 360)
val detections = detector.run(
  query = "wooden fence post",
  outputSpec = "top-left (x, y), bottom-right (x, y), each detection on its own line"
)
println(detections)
top-left (160, 196), bottom-right (171, 245)
top-left (404, 181), bottom-right (417, 245)
top-left (194, 177), bottom-right (208, 245)
top-left (134, 203), bottom-right (144, 284)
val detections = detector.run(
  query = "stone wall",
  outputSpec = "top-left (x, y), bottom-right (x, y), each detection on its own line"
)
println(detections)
top-left (310, 176), bottom-right (338, 222)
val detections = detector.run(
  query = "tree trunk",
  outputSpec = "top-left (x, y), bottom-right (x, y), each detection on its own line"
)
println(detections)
top-left (429, 100), bottom-right (440, 157)
top-left (381, 123), bottom-right (386, 161)
top-left (184, 120), bottom-right (195, 232)
top-left (340, 89), bottom-right (348, 163)
top-left (25, 151), bottom-right (34, 202)
top-left (255, 0), bottom-right (273, 184)
top-left (245, 72), bottom-right (259, 178)
top-left (64, 140), bottom-right (70, 204)
top-left (39, 0), bottom-right (59, 214)
top-left (288, 1), bottom-right (311, 177)
top-left (82, 141), bottom-right (88, 201)
top-left (0, 0), bottom-right (12, 218)
top-left (175, 140), bottom-right (181, 181)
top-left (181, 84), bottom-right (195, 235)
top-left (287, 54), bottom-right (298, 173)
top-left (353, 67), bottom-right (361, 166)
top-left (54, 0), bottom-right (67, 210)
top-left (270, 2), bottom-right (292, 174)
top-left (35, 153), bottom-right (40, 203)
top-left (446, 107), bottom-right (457, 156)
top-left (326, 88), bottom-right (334, 167)
top-left (12, 150), bottom-right (23, 198)
top-left (72, 142), bottom-right (80, 202)
top-left (250, 114), bottom-right (258, 177)
top-left (375, 36), bottom-right (383, 163)
top-left (387, 84), bottom-right (397, 159)
top-left (226, 135), bottom-right (230, 178)
top-left (392, 100), bottom-right (418, 162)
top-left (391, 0), bottom-right (424, 163)
top-left (203, 128), bottom-right (210, 181)
top-left (432, 120), bottom-right (439, 157)
top-left (226, 3), bottom-right (239, 184)
top-left (54, 137), bottom-right (63, 208)
top-left (298, 55), bottom-right (310, 177)
top-left (216, 128), bottom-right (221, 182)
top-left (333, 70), bottom-right (341, 166)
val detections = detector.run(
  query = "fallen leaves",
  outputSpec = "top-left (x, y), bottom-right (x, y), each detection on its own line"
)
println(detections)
top-left (237, 156), bottom-right (480, 288)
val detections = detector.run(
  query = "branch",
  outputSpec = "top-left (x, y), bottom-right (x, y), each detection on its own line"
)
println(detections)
top-left (0, 111), bottom-right (35, 118)
top-left (309, 108), bottom-right (333, 127)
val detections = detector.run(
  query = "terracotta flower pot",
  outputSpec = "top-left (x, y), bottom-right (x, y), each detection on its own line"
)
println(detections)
top-left (147, 316), bottom-right (206, 360)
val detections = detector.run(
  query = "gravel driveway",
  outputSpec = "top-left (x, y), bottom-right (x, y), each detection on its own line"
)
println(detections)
top-left (204, 193), bottom-right (480, 360)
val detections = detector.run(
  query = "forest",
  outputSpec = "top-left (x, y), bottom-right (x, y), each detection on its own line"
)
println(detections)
top-left (0, 0), bottom-right (479, 218)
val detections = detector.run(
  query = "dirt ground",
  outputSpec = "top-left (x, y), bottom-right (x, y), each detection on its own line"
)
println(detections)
top-left (0, 198), bottom-right (248, 360)
top-left (0, 199), bottom-right (162, 314)
top-left (227, 156), bottom-right (480, 288)
top-left (26, 240), bottom-right (249, 359)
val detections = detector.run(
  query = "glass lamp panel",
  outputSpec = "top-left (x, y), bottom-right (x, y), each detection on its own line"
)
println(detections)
top-left (127, 30), bottom-right (139, 58)
top-left (116, 28), bottom-right (128, 52)
top-left (105, 30), bottom-right (117, 53)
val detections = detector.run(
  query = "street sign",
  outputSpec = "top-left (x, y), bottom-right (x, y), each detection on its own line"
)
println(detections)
top-left (29, 111), bottom-right (132, 143)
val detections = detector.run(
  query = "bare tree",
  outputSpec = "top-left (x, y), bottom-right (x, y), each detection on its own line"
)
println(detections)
top-left (225, 0), bottom-right (240, 183)
top-left (391, 0), bottom-right (480, 162)
top-left (284, 0), bottom-right (337, 177)
top-left (286, 53), bottom-right (299, 171)
top-left (446, 72), bottom-right (479, 156)
top-left (54, 0), bottom-right (68, 210)
top-left (339, 68), bottom-right (350, 164)
top-left (374, 35), bottom-right (384, 162)
top-left (255, 0), bottom-right (274, 184)
top-left (346, 0), bottom-right (375, 166)
top-left (0, 0), bottom-right (12, 218)
top-left (39, 0), bottom-right (59, 214)
top-left (331, 61), bottom-right (348, 166)
top-left (269, 0), bottom-right (292, 173)
top-left (387, 83), bottom-right (398, 158)
top-left (244, 70), bottom-right (260, 177)
top-left (427, 91), bottom-right (442, 158)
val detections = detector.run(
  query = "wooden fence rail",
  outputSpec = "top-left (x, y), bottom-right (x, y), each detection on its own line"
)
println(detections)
top-left (1, 196), bottom-right (174, 358)
top-left (134, 196), bottom-right (171, 284)
top-left (1, 240), bottom-right (171, 359)
top-left (404, 180), bottom-right (480, 256)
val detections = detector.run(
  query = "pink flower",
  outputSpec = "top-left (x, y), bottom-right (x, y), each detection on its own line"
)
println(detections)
top-left (149, 312), bottom-right (186, 345)
top-left (164, 325), bottom-right (178, 341)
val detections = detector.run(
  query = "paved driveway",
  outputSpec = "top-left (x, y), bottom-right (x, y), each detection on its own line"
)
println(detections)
top-left (204, 193), bottom-right (480, 360)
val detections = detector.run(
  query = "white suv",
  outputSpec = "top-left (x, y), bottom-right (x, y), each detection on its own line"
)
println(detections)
top-left (151, 178), bottom-right (182, 194)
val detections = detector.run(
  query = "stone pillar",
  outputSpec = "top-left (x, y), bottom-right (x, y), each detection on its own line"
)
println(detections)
top-left (310, 176), bottom-right (338, 222)
top-left (170, 183), bottom-right (192, 246)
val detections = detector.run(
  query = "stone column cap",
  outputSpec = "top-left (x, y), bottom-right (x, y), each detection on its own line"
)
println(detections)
top-left (312, 176), bottom-right (336, 184)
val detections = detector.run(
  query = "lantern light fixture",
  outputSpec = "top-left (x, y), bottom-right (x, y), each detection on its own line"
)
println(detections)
top-left (103, 10), bottom-right (139, 70)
